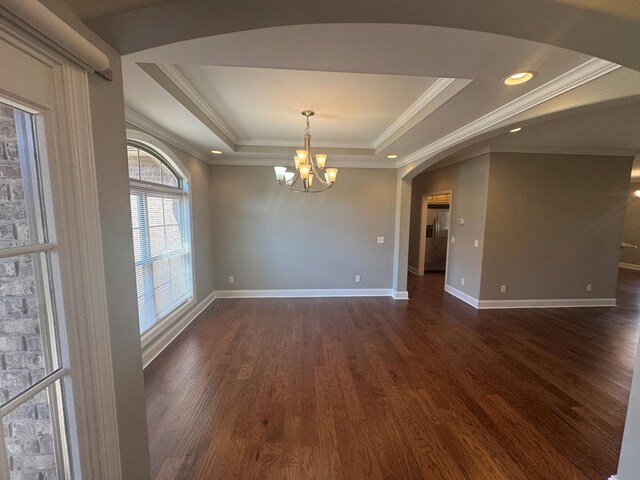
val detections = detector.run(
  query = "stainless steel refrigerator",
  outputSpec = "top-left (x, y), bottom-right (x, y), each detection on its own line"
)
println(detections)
top-left (425, 204), bottom-right (450, 272)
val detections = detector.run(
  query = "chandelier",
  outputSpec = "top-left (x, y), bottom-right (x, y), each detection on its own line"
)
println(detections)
top-left (273, 110), bottom-right (338, 192)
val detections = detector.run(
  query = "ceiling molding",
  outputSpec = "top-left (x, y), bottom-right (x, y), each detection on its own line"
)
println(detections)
top-left (373, 77), bottom-right (457, 149)
top-left (138, 62), bottom-right (239, 150)
top-left (235, 144), bottom-right (374, 156)
top-left (156, 63), bottom-right (240, 145)
top-left (124, 107), bottom-right (210, 163)
top-left (395, 58), bottom-right (621, 168)
top-left (238, 138), bottom-right (373, 149)
top-left (420, 144), bottom-right (638, 176)
top-left (488, 144), bottom-right (639, 157)
top-left (207, 157), bottom-right (395, 169)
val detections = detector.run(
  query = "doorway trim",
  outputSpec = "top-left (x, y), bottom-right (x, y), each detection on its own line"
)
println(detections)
top-left (417, 189), bottom-right (453, 282)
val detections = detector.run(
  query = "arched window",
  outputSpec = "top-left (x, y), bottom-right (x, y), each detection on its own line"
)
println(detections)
top-left (127, 142), bottom-right (193, 334)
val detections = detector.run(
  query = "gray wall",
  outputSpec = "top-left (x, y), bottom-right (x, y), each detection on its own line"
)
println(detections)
top-left (409, 154), bottom-right (490, 298)
top-left (620, 181), bottom-right (640, 266)
top-left (209, 166), bottom-right (396, 290)
top-left (480, 153), bottom-right (631, 300)
top-left (40, 2), bottom-right (151, 478)
top-left (126, 123), bottom-right (216, 301)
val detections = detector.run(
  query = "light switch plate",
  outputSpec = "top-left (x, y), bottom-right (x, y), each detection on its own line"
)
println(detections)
top-left (451, 236), bottom-right (456, 243)
top-left (355, 275), bottom-right (361, 283)
top-left (474, 240), bottom-right (479, 248)
top-left (228, 276), bottom-right (235, 284)
top-left (377, 236), bottom-right (384, 244)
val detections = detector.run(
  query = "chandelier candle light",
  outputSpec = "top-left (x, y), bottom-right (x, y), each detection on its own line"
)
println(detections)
top-left (274, 110), bottom-right (338, 192)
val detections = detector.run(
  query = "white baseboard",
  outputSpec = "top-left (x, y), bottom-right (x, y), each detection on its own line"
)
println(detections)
top-left (142, 290), bottom-right (216, 368)
top-left (620, 262), bottom-right (640, 271)
top-left (392, 290), bottom-right (409, 300)
top-left (214, 288), bottom-right (393, 299)
top-left (444, 285), bottom-right (616, 309)
top-left (477, 298), bottom-right (616, 309)
top-left (444, 284), bottom-right (480, 308)
top-left (408, 265), bottom-right (420, 276)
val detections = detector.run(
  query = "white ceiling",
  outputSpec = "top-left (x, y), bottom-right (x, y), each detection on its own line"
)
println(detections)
top-left (175, 65), bottom-right (440, 145)
top-left (121, 23), bottom-right (640, 169)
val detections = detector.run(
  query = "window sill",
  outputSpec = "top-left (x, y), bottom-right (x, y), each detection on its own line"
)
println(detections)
top-left (140, 297), bottom-right (196, 349)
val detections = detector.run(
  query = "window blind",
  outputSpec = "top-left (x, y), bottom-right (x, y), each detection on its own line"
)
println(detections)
top-left (130, 186), bottom-right (193, 334)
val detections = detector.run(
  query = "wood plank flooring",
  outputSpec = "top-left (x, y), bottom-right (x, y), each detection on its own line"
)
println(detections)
top-left (144, 270), bottom-right (640, 479)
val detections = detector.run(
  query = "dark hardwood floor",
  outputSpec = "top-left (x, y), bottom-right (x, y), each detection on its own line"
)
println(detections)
top-left (144, 269), bottom-right (640, 479)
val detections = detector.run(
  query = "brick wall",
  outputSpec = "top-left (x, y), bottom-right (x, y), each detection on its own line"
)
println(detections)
top-left (0, 104), bottom-right (58, 479)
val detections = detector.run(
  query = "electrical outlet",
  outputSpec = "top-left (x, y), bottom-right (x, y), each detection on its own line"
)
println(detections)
top-left (474, 240), bottom-right (479, 248)
top-left (451, 236), bottom-right (456, 243)
top-left (355, 275), bottom-right (361, 283)
top-left (501, 285), bottom-right (507, 293)
top-left (228, 276), bottom-right (235, 284)
top-left (377, 236), bottom-right (384, 244)
top-left (461, 278), bottom-right (465, 286)
top-left (586, 283), bottom-right (592, 292)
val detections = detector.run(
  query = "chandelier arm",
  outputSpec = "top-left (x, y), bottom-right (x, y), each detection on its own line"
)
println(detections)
top-left (281, 183), bottom-right (334, 193)
top-left (277, 170), bottom-right (300, 189)
top-left (309, 158), bottom-right (331, 187)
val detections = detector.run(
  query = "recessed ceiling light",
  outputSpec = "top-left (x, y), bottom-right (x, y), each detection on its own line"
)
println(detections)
top-left (387, 154), bottom-right (398, 159)
top-left (211, 150), bottom-right (222, 155)
top-left (509, 127), bottom-right (522, 133)
top-left (504, 71), bottom-right (535, 85)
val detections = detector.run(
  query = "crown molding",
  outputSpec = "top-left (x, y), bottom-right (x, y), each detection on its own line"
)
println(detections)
top-left (489, 144), bottom-right (638, 157)
top-left (424, 143), bottom-right (638, 174)
top-left (207, 157), bottom-right (395, 169)
top-left (124, 107), bottom-right (210, 163)
top-left (156, 63), bottom-right (240, 145)
top-left (396, 58), bottom-right (621, 168)
top-left (374, 77), bottom-right (456, 149)
top-left (238, 138), bottom-right (373, 149)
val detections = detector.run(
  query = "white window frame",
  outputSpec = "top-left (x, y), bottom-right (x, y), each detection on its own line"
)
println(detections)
top-left (125, 130), bottom-right (197, 349)
top-left (0, 16), bottom-right (122, 480)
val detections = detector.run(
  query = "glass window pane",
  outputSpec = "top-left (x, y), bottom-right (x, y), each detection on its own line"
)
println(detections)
top-left (132, 229), bottom-right (141, 263)
top-left (161, 163), bottom-right (179, 187)
top-left (149, 227), bottom-right (166, 257)
top-left (154, 282), bottom-right (172, 318)
top-left (147, 197), bottom-right (164, 227)
top-left (138, 150), bottom-right (162, 184)
top-left (0, 103), bottom-right (45, 248)
top-left (135, 265), bottom-right (145, 297)
top-left (163, 198), bottom-right (180, 226)
top-left (137, 295), bottom-right (153, 334)
top-left (165, 225), bottom-right (181, 252)
top-left (127, 142), bottom-right (193, 333)
top-left (130, 195), bottom-right (139, 228)
top-left (152, 258), bottom-right (170, 287)
top-left (127, 146), bottom-right (139, 180)
top-left (0, 253), bottom-right (58, 404)
top-left (3, 383), bottom-right (65, 479)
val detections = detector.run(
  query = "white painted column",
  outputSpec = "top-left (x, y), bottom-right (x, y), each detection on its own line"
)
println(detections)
top-left (391, 170), bottom-right (411, 299)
